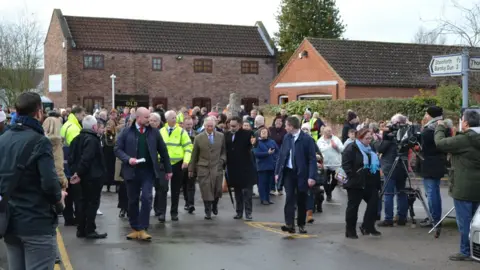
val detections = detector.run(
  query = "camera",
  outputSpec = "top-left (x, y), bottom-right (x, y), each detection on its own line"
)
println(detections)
top-left (384, 123), bottom-right (422, 154)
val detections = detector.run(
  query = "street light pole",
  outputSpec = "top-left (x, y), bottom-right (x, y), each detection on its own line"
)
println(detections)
top-left (110, 74), bottom-right (116, 110)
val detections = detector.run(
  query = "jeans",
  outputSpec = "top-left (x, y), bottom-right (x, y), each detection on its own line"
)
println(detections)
top-left (384, 177), bottom-right (408, 221)
top-left (453, 199), bottom-right (480, 256)
top-left (423, 178), bottom-right (442, 223)
top-left (125, 168), bottom-right (154, 230)
top-left (4, 233), bottom-right (56, 270)
top-left (283, 168), bottom-right (307, 227)
top-left (258, 170), bottom-right (273, 202)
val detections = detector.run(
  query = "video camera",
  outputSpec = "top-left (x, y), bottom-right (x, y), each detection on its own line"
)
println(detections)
top-left (384, 123), bottom-right (422, 155)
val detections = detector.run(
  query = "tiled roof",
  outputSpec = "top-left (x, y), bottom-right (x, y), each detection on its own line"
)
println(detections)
top-left (63, 15), bottom-right (274, 57)
top-left (308, 38), bottom-right (477, 88)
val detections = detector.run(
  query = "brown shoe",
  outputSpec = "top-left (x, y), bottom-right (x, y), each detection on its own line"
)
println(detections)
top-left (307, 210), bottom-right (315, 224)
top-left (138, 230), bottom-right (152, 241)
top-left (126, 230), bottom-right (139, 240)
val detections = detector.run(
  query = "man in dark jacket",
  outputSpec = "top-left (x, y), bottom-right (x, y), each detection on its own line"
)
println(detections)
top-left (225, 116), bottom-right (256, 220)
top-left (69, 115), bottom-right (107, 239)
top-left (275, 116), bottom-right (318, 234)
top-left (418, 106), bottom-right (448, 227)
top-left (435, 109), bottom-right (480, 261)
top-left (115, 107), bottom-right (172, 241)
top-left (182, 117), bottom-right (197, 213)
top-left (342, 111), bottom-right (359, 143)
top-left (0, 92), bottom-right (66, 269)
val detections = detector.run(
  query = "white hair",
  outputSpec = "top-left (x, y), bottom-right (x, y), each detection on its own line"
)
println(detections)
top-left (391, 113), bottom-right (407, 124)
top-left (82, 115), bottom-right (98, 130)
top-left (313, 112), bottom-right (319, 118)
top-left (150, 112), bottom-right (161, 121)
top-left (254, 115), bottom-right (265, 126)
top-left (203, 116), bottom-right (216, 127)
top-left (304, 111), bottom-right (312, 116)
top-left (165, 110), bottom-right (176, 120)
top-left (99, 110), bottom-right (107, 118)
top-left (242, 115), bottom-right (249, 122)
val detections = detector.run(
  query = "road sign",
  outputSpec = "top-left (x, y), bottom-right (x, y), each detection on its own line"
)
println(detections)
top-left (429, 54), bottom-right (463, 77)
top-left (470, 57), bottom-right (480, 70)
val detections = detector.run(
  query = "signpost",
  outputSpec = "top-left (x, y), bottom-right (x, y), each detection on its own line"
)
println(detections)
top-left (429, 49), bottom-right (471, 108)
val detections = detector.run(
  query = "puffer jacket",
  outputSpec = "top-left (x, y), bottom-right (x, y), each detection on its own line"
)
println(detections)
top-left (434, 125), bottom-right (480, 202)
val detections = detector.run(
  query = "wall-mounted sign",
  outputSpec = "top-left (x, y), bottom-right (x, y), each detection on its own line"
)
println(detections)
top-left (48, 74), bottom-right (62, 92)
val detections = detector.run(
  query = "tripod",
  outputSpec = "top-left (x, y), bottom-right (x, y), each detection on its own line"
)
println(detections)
top-left (379, 154), bottom-right (435, 234)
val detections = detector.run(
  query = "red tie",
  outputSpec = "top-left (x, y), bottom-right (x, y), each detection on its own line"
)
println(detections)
top-left (140, 126), bottom-right (144, 134)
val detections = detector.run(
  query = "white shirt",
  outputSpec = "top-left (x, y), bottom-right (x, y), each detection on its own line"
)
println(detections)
top-left (286, 130), bottom-right (301, 169)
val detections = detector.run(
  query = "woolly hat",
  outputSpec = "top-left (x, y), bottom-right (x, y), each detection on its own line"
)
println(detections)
top-left (427, 106), bottom-right (443, 118)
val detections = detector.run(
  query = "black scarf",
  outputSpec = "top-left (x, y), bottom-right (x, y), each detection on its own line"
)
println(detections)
top-left (15, 115), bottom-right (45, 135)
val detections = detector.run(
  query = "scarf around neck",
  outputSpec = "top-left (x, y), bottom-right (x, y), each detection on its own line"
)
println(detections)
top-left (424, 116), bottom-right (443, 129)
top-left (15, 115), bottom-right (45, 135)
top-left (355, 139), bottom-right (379, 174)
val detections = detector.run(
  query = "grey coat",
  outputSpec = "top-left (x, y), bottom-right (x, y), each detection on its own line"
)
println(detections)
top-left (188, 131), bottom-right (226, 201)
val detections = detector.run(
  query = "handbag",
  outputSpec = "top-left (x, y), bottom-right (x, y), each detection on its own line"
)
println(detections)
top-left (0, 136), bottom-right (39, 238)
top-left (334, 167), bottom-right (348, 185)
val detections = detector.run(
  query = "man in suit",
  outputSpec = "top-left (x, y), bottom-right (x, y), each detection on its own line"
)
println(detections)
top-left (225, 116), bottom-right (256, 220)
top-left (182, 116), bottom-right (197, 213)
top-left (275, 116), bottom-right (318, 234)
top-left (188, 116), bottom-right (226, 220)
top-left (115, 107), bottom-right (172, 241)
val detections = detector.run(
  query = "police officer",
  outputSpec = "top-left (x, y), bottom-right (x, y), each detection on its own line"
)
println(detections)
top-left (157, 110), bottom-right (193, 222)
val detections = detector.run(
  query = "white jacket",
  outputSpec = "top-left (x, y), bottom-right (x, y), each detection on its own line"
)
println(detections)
top-left (317, 135), bottom-right (344, 168)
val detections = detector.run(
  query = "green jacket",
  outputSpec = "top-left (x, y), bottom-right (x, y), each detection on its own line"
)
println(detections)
top-left (434, 125), bottom-right (480, 202)
top-left (60, 114), bottom-right (82, 146)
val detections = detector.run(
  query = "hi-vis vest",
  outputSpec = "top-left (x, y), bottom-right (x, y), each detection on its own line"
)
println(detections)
top-left (160, 126), bottom-right (193, 165)
top-left (309, 118), bottom-right (318, 141)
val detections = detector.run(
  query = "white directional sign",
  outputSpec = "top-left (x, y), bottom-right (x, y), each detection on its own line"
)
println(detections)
top-left (469, 57), bottom-right (480, 70)
top-left (429, 54), bottom-right (463, 77)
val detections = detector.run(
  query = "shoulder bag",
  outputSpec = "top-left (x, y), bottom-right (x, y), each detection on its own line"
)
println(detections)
top-left (0, 135), bottom-right (40, 238)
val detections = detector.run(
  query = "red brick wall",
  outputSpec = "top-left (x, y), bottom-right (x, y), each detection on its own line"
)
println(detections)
top-left (270, 40), bottom-right (345, 104)
top-left (44, 13), bottom-right (68, 107)
top-left (60, 50), bottom-right (275, 110)
top-left (346, 86), bottom-right (421, 99)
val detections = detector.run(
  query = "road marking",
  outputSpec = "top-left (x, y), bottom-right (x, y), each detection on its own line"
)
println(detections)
top-left (57, 228), bottom-right (74, 270)
top-left (54, 264), bottom-right (61, 270)
top-left (246, 222), bottom-right (317, 238)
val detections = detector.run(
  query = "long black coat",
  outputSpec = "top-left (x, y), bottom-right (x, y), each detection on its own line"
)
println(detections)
top-left (225, 129), bottom-right (256, 188)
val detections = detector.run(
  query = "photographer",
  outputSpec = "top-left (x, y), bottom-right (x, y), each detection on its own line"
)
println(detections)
top-left (375, 114), bottom-right (409, 227)
top-left (418, 106), bottom-right (448, 227)
top-left (434, 109), bottom-right (480, 261)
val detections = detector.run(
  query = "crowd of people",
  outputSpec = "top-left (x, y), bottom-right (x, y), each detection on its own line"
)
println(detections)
top-left (0, 92), bottom-right (479, 269)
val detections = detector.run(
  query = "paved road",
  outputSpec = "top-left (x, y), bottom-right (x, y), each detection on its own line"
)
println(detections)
top-left (41, 183), bottom-right (478, 270)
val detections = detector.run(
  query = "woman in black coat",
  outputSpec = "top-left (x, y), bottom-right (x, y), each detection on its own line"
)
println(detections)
top-left (342, 128), bottom-right (381, 239)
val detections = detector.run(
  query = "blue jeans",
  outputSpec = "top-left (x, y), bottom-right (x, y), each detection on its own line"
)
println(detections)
top-left (125, 168), bottom-right (154, 230)
top-left (258, 170), bottom-right (273, 202)
top-left (384, 177), bottom-right (408, 221)
top-left (423, 178), bottom-right (442, 223)
top-left (453, 199), bottom-right (480, 256)
top-left (5, 234), bottom-right (56, 270)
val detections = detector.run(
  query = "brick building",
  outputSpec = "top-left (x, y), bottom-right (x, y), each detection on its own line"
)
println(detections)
top-left (270, 38), bottom-right (473, 104)
top-left (44, 9), bottom-right (276, 113)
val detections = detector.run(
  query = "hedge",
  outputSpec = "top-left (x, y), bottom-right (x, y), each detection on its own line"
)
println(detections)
top-left (261, 97), bottom-right (459, 123)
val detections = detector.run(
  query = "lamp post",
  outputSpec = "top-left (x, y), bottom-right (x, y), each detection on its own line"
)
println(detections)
top-left (110, 74), bottom-right (116, 110)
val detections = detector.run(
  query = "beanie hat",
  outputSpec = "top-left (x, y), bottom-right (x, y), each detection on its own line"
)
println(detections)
top-left (427, 106), bottom-right (443, 118)
top-left (347, 111), bottom-right (357, 122)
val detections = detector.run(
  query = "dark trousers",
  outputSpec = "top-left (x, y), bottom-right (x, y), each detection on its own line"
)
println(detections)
top-left (283, 168), bottom-right (307, 227)
top-left (77, 178), bottom-right (103, 234)
top-left (258, 170), bottom-right (273, 202)
top-left (325, 169), bottom-right (337, 198)
top-left (156, 161), bottom-right (183, 216)
top-left (125, 168), bottom-right (154, 230)
top-left (345, 187), bottom-right (379, 231)
top-left (63, 181), bottom-right (81, 223)
top-left (117, 181), bottom-right (128, 211)
top-left (234, 186), bottom-right (253, 216)
top-left (182, 168), bottom-right (196, 206)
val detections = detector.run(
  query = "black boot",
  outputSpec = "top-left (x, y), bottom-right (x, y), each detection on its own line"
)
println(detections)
top-left (212, 198), bottom-right (219, 215)
top-left (345, 226), bottom-right (358, 239)
top-left (204, 201), bottom-right (212, 220)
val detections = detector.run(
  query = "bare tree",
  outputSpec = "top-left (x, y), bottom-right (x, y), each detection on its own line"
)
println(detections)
top-left (412, 26), bottom-right (447, 45)
top-left (0, 11), bottom-right (43, 106)
top-left (435, 0), bottom-right (480, 47)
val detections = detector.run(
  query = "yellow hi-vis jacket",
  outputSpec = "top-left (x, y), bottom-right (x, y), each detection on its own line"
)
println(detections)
top-left (309, 118), bottom-right (319, 141)
top-left (160, 126), bottom-right (193, 164)
top-left (176, 113), bottom-right (184, 124)
top-left (60, 113), bottom-right (82, 146)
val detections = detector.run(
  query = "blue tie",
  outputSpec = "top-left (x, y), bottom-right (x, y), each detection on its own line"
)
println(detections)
top-left (208, 134), bottom-right (214, 144)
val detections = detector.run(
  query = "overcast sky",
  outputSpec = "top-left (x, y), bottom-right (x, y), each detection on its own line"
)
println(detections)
top-left (0, 0), bottom-right (476, 44)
